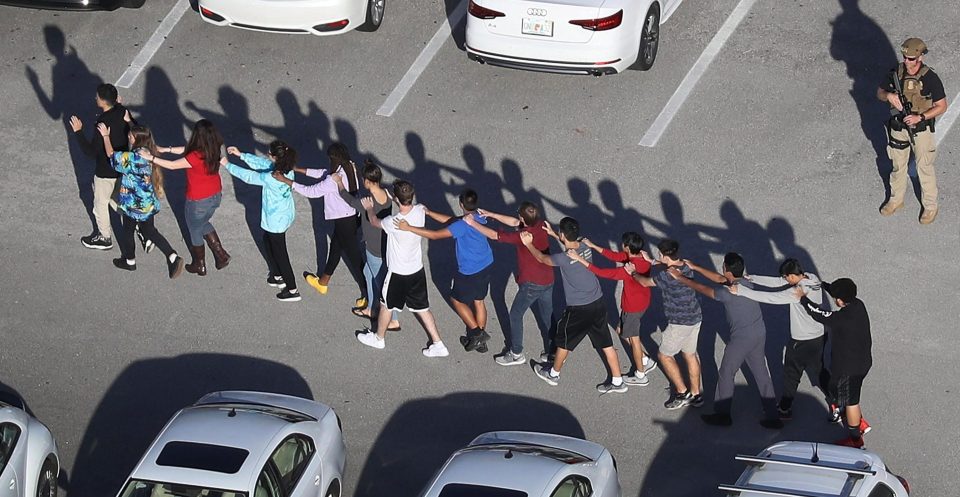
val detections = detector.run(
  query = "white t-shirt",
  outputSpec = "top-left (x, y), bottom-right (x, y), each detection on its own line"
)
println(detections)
top-left (380, 204), bottom-right (425, 275)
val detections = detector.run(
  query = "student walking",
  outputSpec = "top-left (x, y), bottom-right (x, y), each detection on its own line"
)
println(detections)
top-left (282, 144), bottom-right (367, 310)
top-left (69, 83), bottom-right (133, 250)
top-left (525, 218), bottom-right (627, 394)
top-left (225, 141), bottom-right (300, 302)
top-left (397, 189), bottom-right (495, 353)
top-left (796, 278), bottom-right (873, 448)
top-left (669, 254), bottom-right (782, 428)
top-left (628, 239), bottom-right (704, 409)
top-left (150, 119), bottom-right (231, 275)
top-left (355, 180), bottom-right (448, 357)
top-left (464, 202), bottom-right (555, 366)
top-left (96, 123), bottom-right (183, 278)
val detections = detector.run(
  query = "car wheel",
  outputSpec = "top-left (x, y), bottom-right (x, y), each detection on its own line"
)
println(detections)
top-left (36, 459), bottom-right (58, 497)
top-left (630, 3), bottom-right (660, 71)
top-left (324, 480), bottom-right (341, 497)
top-left (357, 0), bottom-right (385, 32)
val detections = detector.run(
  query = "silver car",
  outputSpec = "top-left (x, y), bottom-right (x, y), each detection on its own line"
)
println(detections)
top-left (115, 391), bottom-right (346, 497)
top-left (419, 432), bottom-right (621, 497)
top-left (0, 392), bottom-right (59, 497)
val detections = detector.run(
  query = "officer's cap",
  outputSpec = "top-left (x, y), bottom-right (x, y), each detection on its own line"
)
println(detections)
top-left (901, 38), bottom-right (928, 57)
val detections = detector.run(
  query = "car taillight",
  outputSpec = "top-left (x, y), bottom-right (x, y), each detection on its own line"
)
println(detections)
top-left (468, 0), bottom-right (505, 19)
top-left (314, 19), bottom-right (349, 31)
top-left (200, 7), bottom-right (225, 22)
top-left (570, 9), bottom-right (623, 31)
top-left (896, 475), bottom-right (911, 495)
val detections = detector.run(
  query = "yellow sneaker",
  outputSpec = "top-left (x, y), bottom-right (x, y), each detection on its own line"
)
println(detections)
top-left (354, 297), bottom-right (368, 309)
top-left (303, 271), bottom-right (328, 294)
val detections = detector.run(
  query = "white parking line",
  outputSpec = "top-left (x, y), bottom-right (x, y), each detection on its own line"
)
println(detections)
top-left (376, 0), bottom-right (468, 117)
top-left (639, 0), bottom-right (758, 147)
top-left (116, 0), bottom-right (191, 88)
top-left (935, 91), bottom-right (960, 146)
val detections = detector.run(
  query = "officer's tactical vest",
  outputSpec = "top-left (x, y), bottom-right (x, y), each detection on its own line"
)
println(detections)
top-left (896, 63), bottom-right (934, 114)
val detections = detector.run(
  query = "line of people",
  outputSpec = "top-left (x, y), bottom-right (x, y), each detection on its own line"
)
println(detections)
top-left (68, 83), bottom-right (875, 448)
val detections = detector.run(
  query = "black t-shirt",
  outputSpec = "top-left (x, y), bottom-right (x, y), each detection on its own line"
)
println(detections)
top-left (882, 64), bottom-right (947, 103)
top-left (73, 104), bottom-right (132, 179)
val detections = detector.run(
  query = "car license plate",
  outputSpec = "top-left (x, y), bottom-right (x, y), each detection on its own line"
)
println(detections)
top-left (522, 18), bottom-right (553, 37)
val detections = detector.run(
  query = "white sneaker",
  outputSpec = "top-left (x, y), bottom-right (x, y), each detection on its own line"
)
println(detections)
top-left (357, 331), bottom-right (385, 349)
top-left (623, 371), bottom-right (649, 386)
top-left (422, 342), bottom-right (449, 357)
top-left (642, 357), bottom-right (658, 374)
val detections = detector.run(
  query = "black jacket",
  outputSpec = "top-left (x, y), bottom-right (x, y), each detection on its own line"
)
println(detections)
top-left (73, 104), bottom-right (132, 179)
top-left (800, 296), bottom-right (872, 376)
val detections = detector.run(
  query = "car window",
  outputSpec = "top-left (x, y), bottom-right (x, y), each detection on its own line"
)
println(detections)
top-left (0, 423), bottom-right (22, 475)
top-left (549, 476), bottom-right (592, 497)
top-left (255, 468), bottom-right (283, 497)
top-left (867, 483), bottom-right (896, 497)
top-left (268, 435), bottom-right (315, 495)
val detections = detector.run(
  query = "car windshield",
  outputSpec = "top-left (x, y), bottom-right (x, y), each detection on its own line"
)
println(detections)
top-left (438, 483), bottom-right (528, 497)
top-left (120, 479), bottom-right (247, 497)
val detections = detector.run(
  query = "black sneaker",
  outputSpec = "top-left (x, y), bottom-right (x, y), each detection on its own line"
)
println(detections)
top-left (701, 413), bottom-right (733, 426)
top-left (167, 255), bottom-right (184, 279)
top-left (112, 258), bottom-right (136, 271)
top-left (277, 289), bottom-right (301, 302)
top-left (664, 391), bottom-right (693, 410)
top-left (690, 394), bottom-right (704, 408)
top-left (267, 275), bottom-right (286, 288)
top-left (82, 234), bottom-right (113, 250)
top-left (778, 407), bottom-right (793, 420)
top-left (460, 329), bottom-right (490, 352)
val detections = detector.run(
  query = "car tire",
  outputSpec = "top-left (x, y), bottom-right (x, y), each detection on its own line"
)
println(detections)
top-left (356, 0), bottom-right (385, 32)
top-left (630, 3), bottom-right (660, 71)
top-left (36, 459), bottom-right (58, 497)
top-left (325, 480), bottom-right (341, 497)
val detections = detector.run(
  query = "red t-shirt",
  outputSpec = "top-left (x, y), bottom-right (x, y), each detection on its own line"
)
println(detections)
top-left (588, 248), bottom-right (652, 313)
top-left (185, 151), bottom-right (222, 201)
top-left (497, 220), bottom-right (555, 286)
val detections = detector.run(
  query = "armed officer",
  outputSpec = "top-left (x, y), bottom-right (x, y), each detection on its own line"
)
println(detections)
top-left (877, 38), bottom-right (948, 224)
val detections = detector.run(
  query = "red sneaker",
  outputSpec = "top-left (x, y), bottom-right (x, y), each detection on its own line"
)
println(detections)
top-left (859, 417), bottom-right (872, 435)
top-left (834, 436), bottom-right (865, 449)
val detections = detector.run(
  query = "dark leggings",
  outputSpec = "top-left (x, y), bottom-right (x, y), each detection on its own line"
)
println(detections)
top-left (323, 215), bottom-right (367, 299)
top-left (118, 214), bottom-right (175, 259)
top-left (779, 335), bottom-right (830, 409)
top-left (264, 231), bottom-right (296, 292)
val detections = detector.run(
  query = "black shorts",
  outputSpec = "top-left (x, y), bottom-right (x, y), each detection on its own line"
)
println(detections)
top-left (451, 267), bottom-right (490, 303)
top-left (382, 269), bottom-right (430, 313)
top-left (555, 298), bottom-right (612, 351)
top-left (829, 374), bottom-right (865, 407)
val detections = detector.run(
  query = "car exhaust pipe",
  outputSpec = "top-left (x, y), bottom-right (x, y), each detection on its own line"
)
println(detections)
top-left (476, 57), bottom-right (486, 65)
top-left (591, 70), bottom-right (603, 77)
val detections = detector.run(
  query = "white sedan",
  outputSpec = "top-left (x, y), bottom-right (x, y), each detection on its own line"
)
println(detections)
top-left (198, 0), bottom-right (385, 35)
top-left (419, 431), bottom-right (621, 497)
top-left (0, 392), bottom-right (59, 497)
top-left (465, 0), bottom-right (684, 75)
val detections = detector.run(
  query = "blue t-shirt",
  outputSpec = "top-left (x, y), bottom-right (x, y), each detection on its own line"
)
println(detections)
top-left (447, 215), bottom-right (494, 275)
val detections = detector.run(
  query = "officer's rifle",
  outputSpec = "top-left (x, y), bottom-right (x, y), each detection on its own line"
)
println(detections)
top-left (891, 72), bottom-right (916, 147)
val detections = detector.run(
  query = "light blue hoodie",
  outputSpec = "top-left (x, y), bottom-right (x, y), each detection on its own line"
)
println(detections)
top-left (225, 153), bottom-right (295, 233)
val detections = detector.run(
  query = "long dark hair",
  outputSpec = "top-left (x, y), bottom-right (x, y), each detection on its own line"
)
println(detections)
top-left (185, 119), bottom-right (223, 174)
top-left (129, 125), bottom-right (164, 199)
top-left (269, 140), bottom-right (297, 175)
top-left (326, 142), bottom-right (358, 193)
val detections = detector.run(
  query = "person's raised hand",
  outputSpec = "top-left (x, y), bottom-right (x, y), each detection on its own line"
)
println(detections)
top-left (360, 197), bottom-right (374, 210)
top-left (96, 123), bottom-right (110, 137)
top-left (464, 214), bottom-right (479, 228)
top-left (667, 267), bottom-right (682, 280)
top-left (271, 170), bottom-right (285, 181)
top-left (542, 222), bottom-right (556, 237)
top-left (123, 109), bottom-right (132, 123)
top-left (69, 116), bottom-right (82, 132)
top-left (227, 146), bottom-right (241, 157)
top-left (624, 262), bottom-right (636, 275)
top-left (219, 156), bottom-right (228, 167)
top-left (729, 284), bottom-right (739, 295)
top-left (395, 219), bottom-right (411, 231)
top-left (139, 150), bottom-right (155, 162)
top-left (792, 286), bottom-right (805, 301)
top-left (520, 231), bottom-right (534, 245)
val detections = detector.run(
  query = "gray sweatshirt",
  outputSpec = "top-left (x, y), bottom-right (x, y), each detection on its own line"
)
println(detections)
top-left (737, 272), bottom-right (825, 341)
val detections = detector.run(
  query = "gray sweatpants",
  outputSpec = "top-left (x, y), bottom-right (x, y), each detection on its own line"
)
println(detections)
top-left (713, 330), bottom-right (777, 418)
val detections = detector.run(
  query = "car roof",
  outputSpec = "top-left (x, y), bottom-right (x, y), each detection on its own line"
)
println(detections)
top-left (129, 404), bottom-right (292, 492)
top-left (727, 441), bottom-right (884, 497)
top-left (469, 432), bottom-right (606, 462)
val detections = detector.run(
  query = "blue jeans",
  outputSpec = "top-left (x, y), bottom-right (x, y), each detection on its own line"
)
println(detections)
top-left (364, 250), bottom-right (398, 320)
top-left (508, 282), bottom-right (554, 355)
top-left (185, 193), bottom-right (221, 245)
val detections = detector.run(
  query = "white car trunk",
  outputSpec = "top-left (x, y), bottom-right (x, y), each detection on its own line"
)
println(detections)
top-left (478, 0), bottom-right (609, 43)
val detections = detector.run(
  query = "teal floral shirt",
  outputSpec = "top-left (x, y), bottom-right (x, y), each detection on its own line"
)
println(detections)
top-left (111, 150), bottom-right (160, 221)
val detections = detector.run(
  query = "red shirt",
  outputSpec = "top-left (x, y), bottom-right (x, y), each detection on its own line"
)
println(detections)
top-left (588, 248), bottom-right (652, 313)
top-left (185, 151), bottom-right (222, 201)
top-left (497, 220), bottom-right (554, 286)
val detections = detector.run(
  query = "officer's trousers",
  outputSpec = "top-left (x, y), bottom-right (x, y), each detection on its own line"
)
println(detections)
top-left (887, 128), bottom-right (938, 211)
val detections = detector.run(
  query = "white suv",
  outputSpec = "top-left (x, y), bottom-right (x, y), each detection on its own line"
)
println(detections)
top-left (721, 441), bottom-right (910, 497)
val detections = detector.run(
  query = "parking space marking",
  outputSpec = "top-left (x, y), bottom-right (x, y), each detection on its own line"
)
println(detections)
top-left (116, 0), bottom-right (190, 88)
top-left (376, 0), bottom-right (468, 117)
top-left (935, 90), bottom-right (960, 146)
top-left (639, 0), bottom-right (758, 147)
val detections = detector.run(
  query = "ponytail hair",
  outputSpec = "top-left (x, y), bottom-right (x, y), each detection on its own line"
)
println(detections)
top-left (129, 125), bottom-right (165, 199)
top-left (326, 142), bottom-right (358, 193)
top-left (269, 140), bottom-right (297, 175)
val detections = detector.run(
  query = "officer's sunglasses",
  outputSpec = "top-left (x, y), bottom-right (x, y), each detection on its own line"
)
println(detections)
top-left (904, 56), bottom-right (919, 61)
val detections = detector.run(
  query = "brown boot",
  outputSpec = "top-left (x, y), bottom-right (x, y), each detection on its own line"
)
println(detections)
top-left (879, 201), bottom-right (903, 216)
top-left (204, 230), bottom-right (231, 270)
top-left (919, 208), bottom-right (938, 225)
top-left (185, 245), bottom-right (207, 276)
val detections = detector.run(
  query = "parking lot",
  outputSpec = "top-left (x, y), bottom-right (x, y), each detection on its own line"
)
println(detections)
top-left (2, 0), bottom-right (959, 495)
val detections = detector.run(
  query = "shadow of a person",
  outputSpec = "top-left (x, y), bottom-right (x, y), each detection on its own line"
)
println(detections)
top-left (829, 0), bottom-right (899, 198)
top-left (26, 25), bottom-right (103, 233)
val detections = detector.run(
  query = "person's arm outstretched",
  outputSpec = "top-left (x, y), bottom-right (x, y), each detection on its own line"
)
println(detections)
top-left (464, 214), bottom-right (499, 241)
top-left (684, 259), bottom-right (727, 284)
top-left (521, 232), bottom-right (556, 267)
top-left (396, 219), bottom-right (451, 240)
top-left (476, 208), bottom-right (520, 227)
top-left (627, 262), bottom-right (657, 288)
top-left (423, 205), bottom-right (454, 225)
top-left (668, 267), bottom-right (716, 299)
top-left (224, 146), bottom-right (266, 186)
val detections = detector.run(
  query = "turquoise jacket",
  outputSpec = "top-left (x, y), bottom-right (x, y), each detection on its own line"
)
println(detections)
top-left (226, 153), bottom-right (295, 233)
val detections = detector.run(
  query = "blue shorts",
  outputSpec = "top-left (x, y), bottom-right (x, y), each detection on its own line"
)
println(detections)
top-left (451, 266), bottom-right (491, 303)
